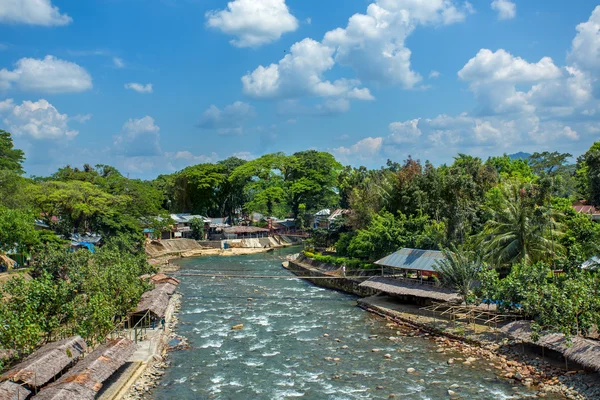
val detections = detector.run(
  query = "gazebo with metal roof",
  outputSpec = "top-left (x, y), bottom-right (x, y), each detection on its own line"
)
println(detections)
top-left (374, 248), bottom-right (445, 280)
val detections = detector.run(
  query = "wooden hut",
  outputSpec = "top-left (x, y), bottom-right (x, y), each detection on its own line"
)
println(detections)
top-left (149, 273), bottom-right (180, 286)
top-left (134, 288), bottom-right (170, 319)
top-left (359, 277), bottom-right (461, 305)
top-left (32, 338), bottom-right (136, 400)
top-left (501, 321), bottom-right (600, 372)
top-left (0, 381), bottom-right (31, 400)
top-left (1, 336), bottom-right (86, 389)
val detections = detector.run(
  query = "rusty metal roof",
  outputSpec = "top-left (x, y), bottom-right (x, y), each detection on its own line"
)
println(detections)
top-left (374, 248), bottom-right (445, 272)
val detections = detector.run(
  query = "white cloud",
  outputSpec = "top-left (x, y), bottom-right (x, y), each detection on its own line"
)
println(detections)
top-left (71, 114), bottom-right (92, 123)
top-left (206, 0), bottom-right (298, 48)
top-left (242, 0), bottom-right (470, 111)
top-left (113, 57), bottom-right (125, 69)
top-left (388, 118), bottom-right (422, 143)
top-left (322, 0), bottom-right (472, 88)
top-left (0, 98), bottom-right (14, 113)
top-left (231, 151), bottom-right (254, 160)
top-left (197, 101), bottom-right (256, 134)
top-left (243, 38), bottom-right (370, 101)
top-left (0, 55), bottom-right (92, 93)
top-left (491, 0), bottom-right (516, 20)
top-left (113, 116), bottom-right (162, 157)
top-left (333, 136), bottom-right (383, 160)
top-left (2, 99), bottom-right (78, 139)
top-left (568, 6), bottom-right (600, 73)
top-left (459, 49), bottom-right (561, 84)
top-left (125, 83), bottom-right (153, 94)
top-left (0, 0), bottom-right (72, 26)
top-left (429, 70), bottom-right (440, 79)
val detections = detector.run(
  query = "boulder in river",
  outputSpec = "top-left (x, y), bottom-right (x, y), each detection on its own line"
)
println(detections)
top-left (232, 324), bottom-right (244, 330)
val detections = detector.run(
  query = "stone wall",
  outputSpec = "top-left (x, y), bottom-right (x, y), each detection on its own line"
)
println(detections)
top-left (197, 240), bottom-right (223, 249)
top-left (286, 258), bottom-right (378, 297)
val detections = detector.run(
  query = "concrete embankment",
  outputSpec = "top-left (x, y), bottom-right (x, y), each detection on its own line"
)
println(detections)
top-left (148, 236), bottom-right (301, 268)
top-left (285, 255), bottom-right (378, 297)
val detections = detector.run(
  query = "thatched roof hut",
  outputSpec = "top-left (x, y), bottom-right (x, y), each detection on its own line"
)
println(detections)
top-left (32, 338), bottom-right (136, 400)
top-left (359, 277), bottom-right (461, 303)
top-left (501, 321), bottom-right (600, 372)
top-left (149, 273), bottom-right (180, 286)
top-left (0, 381), bottom-right (31, 400)
top-left (134, 288), bottom-right (170, 319)
top-left (1, 336), bottom-right (87, 389)
top-left (155, 282), bottom-right (177, 296)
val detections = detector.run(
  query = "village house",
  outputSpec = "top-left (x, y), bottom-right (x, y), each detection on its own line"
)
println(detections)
top-left (168, 214), bottom-right (211, 240)
top-left (572, 200), bottom-right (600, 221)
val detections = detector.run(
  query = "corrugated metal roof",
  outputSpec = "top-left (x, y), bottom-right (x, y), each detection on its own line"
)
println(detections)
top-left (374, 248), bottom-right (445, 272)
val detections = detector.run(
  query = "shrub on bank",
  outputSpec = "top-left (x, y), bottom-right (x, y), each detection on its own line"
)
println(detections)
top-left (302, 250), bottom-right (375, 270)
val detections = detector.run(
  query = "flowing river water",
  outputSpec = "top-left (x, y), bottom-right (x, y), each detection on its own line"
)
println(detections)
top-left (152, 248), bottom-right (542, 400)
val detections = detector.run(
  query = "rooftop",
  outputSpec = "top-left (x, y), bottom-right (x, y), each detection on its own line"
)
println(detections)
top-left (374, 248), bottom-right (445, 272)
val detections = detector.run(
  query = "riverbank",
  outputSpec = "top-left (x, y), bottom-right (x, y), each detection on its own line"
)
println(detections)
top-left (148, 237), bottom-right (299, 269)
top-left (285, 255), bottom-right (600, 400)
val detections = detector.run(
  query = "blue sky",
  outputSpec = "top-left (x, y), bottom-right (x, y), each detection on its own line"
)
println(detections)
top-left (1, 0), bottom-right (600, 178)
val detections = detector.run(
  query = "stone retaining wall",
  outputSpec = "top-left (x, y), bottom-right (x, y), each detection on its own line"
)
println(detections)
top-left (286, 258), bottom-right (378, 297)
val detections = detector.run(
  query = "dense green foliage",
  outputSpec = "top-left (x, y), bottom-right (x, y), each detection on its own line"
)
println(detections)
top-left (0, 235), bottom-right (154, 354)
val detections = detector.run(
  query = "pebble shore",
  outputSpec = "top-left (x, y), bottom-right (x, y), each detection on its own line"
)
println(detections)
top-left (385, 321), bottom-right (600, 400)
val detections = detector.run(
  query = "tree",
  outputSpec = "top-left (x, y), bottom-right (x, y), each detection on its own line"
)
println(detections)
top-left (189, 217), bottom-right (204, 240)
top-left (0, 130), bottom-right (25, 174)
top-left (478, 180), bottom-right (564, 268)
top-left (229, 153), bottom-right (289, 217)
top-left (0, 207), bottom-right (39, 257)
top-left (433, 246), bottom-right (484, 303)
top-left (285, 150), bottom-right (341, 217)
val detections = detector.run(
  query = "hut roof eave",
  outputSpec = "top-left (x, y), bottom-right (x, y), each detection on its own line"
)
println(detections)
top-left (359, 277), bottom-right (461, 303)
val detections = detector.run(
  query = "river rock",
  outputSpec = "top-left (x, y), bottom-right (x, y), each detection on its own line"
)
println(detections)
top-left (384, 353), bottom-right (392, 359)
top-left (232, 324), bottom-right (244, 330)
top-left (406, 368), bottom-right (415, 373)
top-left (448, 389), bottom-right (457, 396)
top-left (323, 334), bottom-right (329, 337)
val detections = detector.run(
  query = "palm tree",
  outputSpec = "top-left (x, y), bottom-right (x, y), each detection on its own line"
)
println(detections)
top-left (478, 181), bottom-right (564, 268)
top-left (433, 246), bottom-right (483, 302)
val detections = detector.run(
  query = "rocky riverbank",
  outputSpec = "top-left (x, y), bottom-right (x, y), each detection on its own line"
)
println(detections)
top-left (368, 306), bottom-right (600, 400)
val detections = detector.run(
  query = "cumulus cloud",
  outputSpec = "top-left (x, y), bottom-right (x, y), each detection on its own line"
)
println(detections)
top-left (242, 38), bottom-right (372, 101)
top-left (197, 101), bottom-right (256, 134)
top-left (0, 0), bottom-right (72, 26)
top-left (388, 119), bottom-right (422, 143)
top-left (429, 70), bottom-right (441, 79)
top-left (125, 83), bottom-right (153, 94)
top-left (0, 55), bottom-right (92, 93)
top-left (322, 0), bottom-right (472, 88)
top-left (491, 0), bottom-right (516, 20)
top-left (243, 1), bottom-right (470, 111)
top-left (568, 6), bottom-right (600, 73)
top-left (114, 116), bottom-right (162, 157)
top-left (206, 0), bottom-right (298, 47)
top-left (332, 137), bottom-right (383, 161)
top-left (459, 49), bottom-right (561, 84)
top-left (1, 99), bottom-right (78, 139)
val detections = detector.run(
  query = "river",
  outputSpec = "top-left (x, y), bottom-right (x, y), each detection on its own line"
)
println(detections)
top-left (152, 248), bottom-right (541, 399)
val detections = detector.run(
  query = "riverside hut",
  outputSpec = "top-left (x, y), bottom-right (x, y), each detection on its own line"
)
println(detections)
top-left (0, 381), bottom-right (31, 400)
top-left (1, 336), bottom-right (87, 389)
top-left (374, 248), bottom-right (445, 280)
top-left (149, 273), bottom-right (180, 286)
top-left (501, 321), bottom-right (600, 372)
top-left (32, 338), bottom-right (136, 400)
